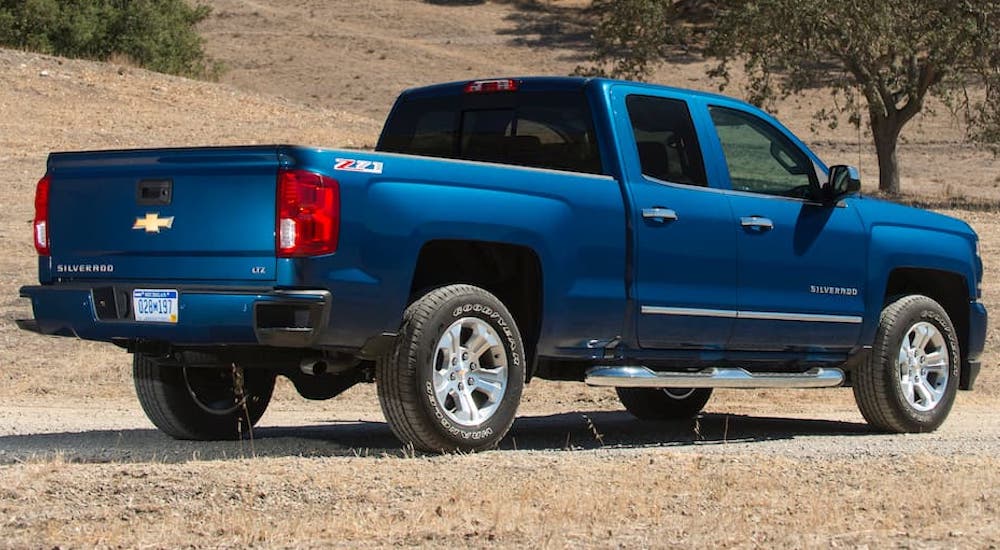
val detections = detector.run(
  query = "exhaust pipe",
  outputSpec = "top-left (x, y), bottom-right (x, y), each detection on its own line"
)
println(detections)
top-left (299, 358), bottom-right (328, 376)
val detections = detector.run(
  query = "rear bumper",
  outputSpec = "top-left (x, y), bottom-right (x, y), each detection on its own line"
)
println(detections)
top-left (962, 300), bottom-right (987, 391)
top-left (18, 285), bottom-right (330, 348)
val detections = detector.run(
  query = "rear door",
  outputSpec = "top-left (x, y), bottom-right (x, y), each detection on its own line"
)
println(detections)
top-left (47, 146), bottom-right (279, 282)
top-left (703, 105), bottom-right (866, 351)
top-left (612, 87), bottom-right (739, 349)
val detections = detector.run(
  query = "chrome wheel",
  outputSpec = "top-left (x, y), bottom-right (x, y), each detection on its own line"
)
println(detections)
top-left (377, 284), bottom-right (525, 452)
top-left (897, 321), bottom-right (949, 412)
top-left (854, 295), bottom-right (958, 433)
top-left (432, 317), bottom-right (509, 427)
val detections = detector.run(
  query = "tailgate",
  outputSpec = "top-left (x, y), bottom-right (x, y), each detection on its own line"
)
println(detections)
top-left (46, 146), bottom-right (279, 282)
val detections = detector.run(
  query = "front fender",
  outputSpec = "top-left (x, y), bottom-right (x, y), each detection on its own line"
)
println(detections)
top-left (863, 223), bottom-right (978, 344)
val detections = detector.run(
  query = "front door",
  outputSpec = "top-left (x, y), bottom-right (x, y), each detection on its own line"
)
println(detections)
top-left (706, 105), bottom-right (866, 351)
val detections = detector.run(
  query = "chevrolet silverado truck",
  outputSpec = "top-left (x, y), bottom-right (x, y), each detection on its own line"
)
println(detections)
top-left (18, 77), bottom-right (986, 452)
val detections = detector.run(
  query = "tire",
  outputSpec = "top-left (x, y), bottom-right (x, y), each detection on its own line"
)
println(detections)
top-left (616, 387), bottom-right (713, 420)
top-left (853, 295), bottom-right (960, 433)
top-left (133, 353), bottom-right (275, 440)
top-left (376, 284), bottom-right (525, 453)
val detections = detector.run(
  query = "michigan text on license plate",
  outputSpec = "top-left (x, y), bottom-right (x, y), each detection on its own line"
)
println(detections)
top-left (132, 289), bottom-right (179, 323)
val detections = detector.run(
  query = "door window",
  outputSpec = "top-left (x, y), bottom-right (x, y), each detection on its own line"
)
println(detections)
top-left (709, 106), bottom-right (816, 198)
top-left (626, 95), bottom-right (707, 187)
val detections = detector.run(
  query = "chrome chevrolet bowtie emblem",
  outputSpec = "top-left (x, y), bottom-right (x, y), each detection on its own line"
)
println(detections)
top-left (133, 213), bottom-right (174, 233)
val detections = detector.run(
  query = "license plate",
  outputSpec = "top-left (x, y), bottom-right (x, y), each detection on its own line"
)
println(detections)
top-left (132, 289), bottom-right (179, 323)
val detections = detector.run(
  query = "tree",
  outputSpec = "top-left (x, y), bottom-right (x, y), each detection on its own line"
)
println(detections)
top-left (585, 0), bottom-right (1000, 194)
top-left (0, 0), bottom-right (216, 79)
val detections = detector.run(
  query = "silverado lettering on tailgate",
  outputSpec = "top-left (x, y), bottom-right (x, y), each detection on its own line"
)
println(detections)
top-left (56, 264), bottom-right (115, 273)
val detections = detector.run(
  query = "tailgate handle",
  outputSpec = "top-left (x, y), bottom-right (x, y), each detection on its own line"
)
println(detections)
top-left (137, 179), bottom-right (172, 205)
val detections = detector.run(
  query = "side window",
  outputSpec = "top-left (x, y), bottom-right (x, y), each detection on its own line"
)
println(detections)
top-left (625, 95), bottom-right (707, 187)
top-left (709, 106), bottom-right (816, 198)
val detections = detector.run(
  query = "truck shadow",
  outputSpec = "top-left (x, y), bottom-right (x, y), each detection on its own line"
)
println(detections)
top-left (0, 411), bottom-right (871, 464)
top-left (504, 411), bottom-right (871, 450)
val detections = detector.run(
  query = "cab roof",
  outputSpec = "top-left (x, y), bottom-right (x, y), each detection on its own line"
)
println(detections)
top-left (398, 76), bottom-right (751, 108)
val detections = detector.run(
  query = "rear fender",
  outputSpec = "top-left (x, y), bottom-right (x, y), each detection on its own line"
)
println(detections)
top-left (283, 147), bottom-right (628, 358)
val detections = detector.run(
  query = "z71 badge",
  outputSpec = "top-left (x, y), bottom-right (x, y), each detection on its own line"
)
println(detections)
top-left (334, 158), bottom-right (384, 174)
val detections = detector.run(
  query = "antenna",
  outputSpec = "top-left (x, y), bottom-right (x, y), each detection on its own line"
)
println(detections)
top-left (857, 111), bottom-right (863, 180)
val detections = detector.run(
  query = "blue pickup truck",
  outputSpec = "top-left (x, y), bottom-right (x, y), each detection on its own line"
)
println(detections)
top-left (19, 77), bottom-right (986, 452)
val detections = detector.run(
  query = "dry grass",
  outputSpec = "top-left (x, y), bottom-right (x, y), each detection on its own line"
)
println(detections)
top-left (1, 453), bottom-right (997, 548)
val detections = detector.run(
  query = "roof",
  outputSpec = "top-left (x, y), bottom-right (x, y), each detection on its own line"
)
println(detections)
top-left (398, 76), bottom-right (751, 107)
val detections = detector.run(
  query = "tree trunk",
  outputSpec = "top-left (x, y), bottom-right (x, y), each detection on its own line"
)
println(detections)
top-left (871, 116), bottom-right (903, 195)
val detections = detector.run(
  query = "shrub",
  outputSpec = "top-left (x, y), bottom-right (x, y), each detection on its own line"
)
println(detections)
top-left (0, 0), bottom-right (218, 78)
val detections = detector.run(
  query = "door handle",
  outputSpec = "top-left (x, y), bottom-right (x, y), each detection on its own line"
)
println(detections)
top-left (740, 216), bottom-right (774, 230)
top-left (642, 207), bottom-right (678, 222)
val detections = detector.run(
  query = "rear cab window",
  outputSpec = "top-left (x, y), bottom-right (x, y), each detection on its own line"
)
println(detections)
top-left (625, 95), bottom-right (707, 187)
top-left (377, 85), bottom-right (603, 175)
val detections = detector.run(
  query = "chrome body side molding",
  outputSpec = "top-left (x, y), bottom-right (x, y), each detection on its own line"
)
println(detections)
top-left (640, 305), bottom-right (862, 324)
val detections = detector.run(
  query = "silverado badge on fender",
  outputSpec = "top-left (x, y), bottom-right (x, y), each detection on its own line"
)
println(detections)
top-left (133, 213), bottom-right (174, 233)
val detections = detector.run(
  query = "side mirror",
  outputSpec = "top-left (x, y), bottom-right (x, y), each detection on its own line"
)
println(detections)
top-left (825, 165), bottom-right (861, 201)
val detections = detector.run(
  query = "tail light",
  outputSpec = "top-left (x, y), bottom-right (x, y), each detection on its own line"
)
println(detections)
top-left (33, 174), bottom-right (51, 256)
top-left (464, 79), bottom-right (519, 94)
top-left (277, 169), bottom-right (340, 257)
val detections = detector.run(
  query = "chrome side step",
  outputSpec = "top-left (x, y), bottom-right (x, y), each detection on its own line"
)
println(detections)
top-left (584, 366), bottom-right (844, 389)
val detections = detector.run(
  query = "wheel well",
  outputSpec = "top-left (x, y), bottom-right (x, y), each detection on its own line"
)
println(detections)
top-left (410, 240), bottom-right (543, 377)
top-left (884, 268), bottom-right (969, 374)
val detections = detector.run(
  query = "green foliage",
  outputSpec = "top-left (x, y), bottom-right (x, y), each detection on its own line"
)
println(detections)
top-left (585, 0), bottom-right (1000, 194)
top-left (0, 0), bottom-right (217, 78)
top-left (576, 0), bottom-right (685, 79)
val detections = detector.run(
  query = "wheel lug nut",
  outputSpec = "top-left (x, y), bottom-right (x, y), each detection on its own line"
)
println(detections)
top-left (458, 383), bottom-right (464, 390)
top-left (468, 377), bottom-right (474, 385)
top-left (470, 363), bottom-right (477, 370)
top-left (462, 352), bottom-right (468, 361)
top-left (449, 373), bottom-right (455, 380)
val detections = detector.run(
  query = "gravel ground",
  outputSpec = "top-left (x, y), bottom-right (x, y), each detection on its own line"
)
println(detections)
top-left (2, 391), bottom-right (998, 463)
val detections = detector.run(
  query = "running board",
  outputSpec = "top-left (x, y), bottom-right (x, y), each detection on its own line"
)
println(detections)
top-left (584, 366), bottom-right (844, 389)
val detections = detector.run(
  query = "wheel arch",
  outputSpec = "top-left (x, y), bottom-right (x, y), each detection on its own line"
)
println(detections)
top-left (409, 239), bottom-right (543, 379)
top-left (882, 267), bottom-right (971, 388)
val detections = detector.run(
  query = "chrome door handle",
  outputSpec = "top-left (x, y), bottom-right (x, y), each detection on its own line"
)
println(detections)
top-left (642, 207), bottom-right (678, 222)
top-left (740, 216), bottom-right (774, 230)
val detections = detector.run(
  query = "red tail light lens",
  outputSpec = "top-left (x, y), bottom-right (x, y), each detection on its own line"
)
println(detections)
top-left (277, 169), bottom-right (339, 257)
top-left (33, 174), bottom-right (51, 256)
top-left (464, 79), bottom-right (519, 94)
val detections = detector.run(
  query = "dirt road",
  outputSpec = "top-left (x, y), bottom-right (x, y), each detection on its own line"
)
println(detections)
top-left (2, 388), bottom-right (1000, 463)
